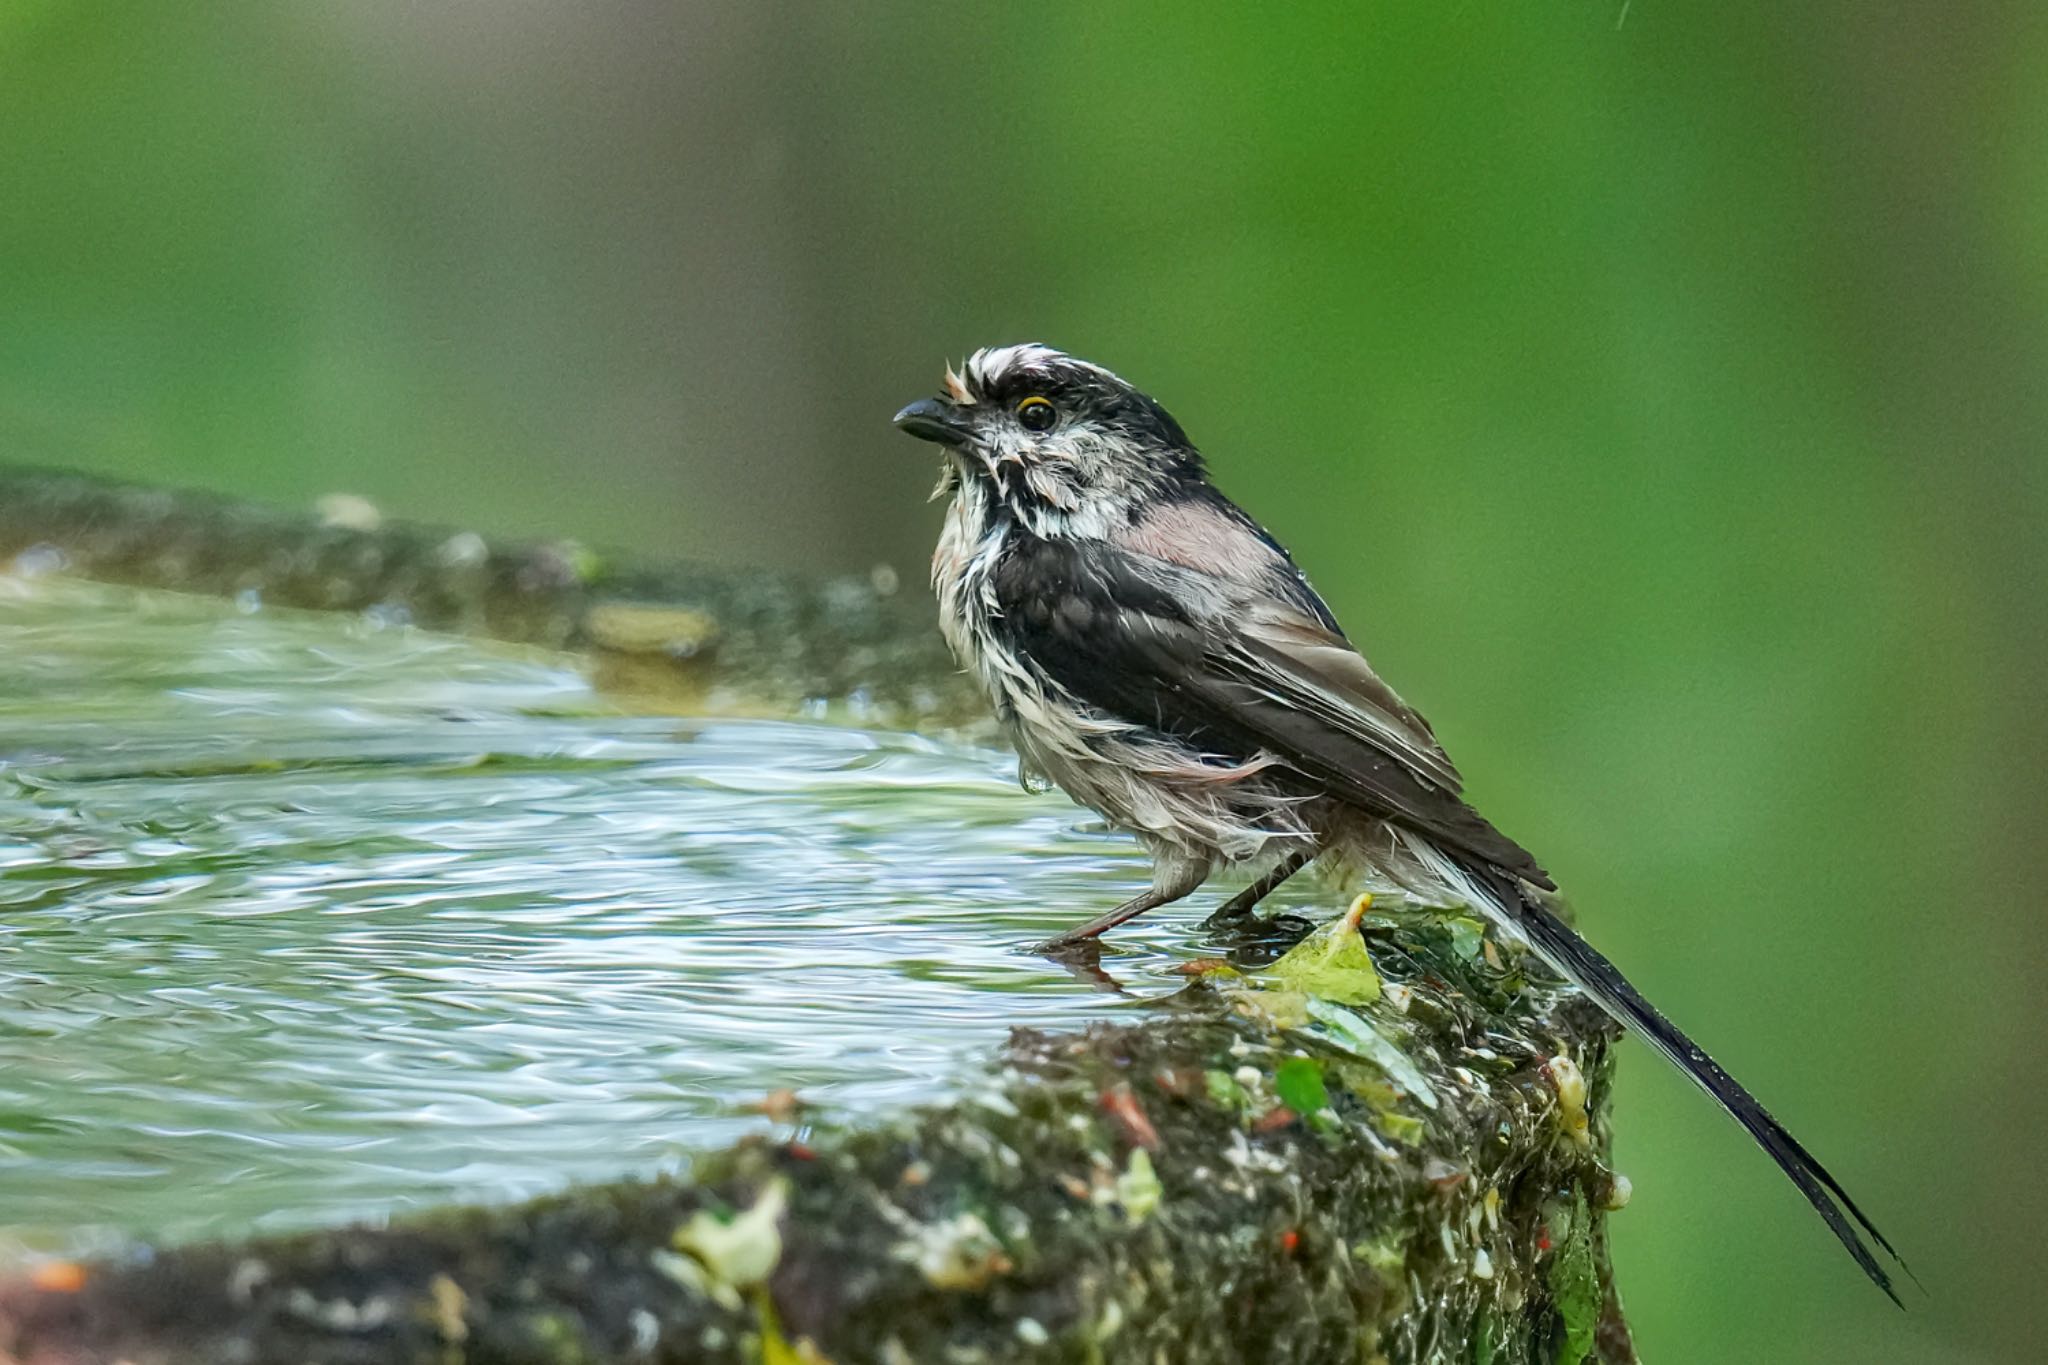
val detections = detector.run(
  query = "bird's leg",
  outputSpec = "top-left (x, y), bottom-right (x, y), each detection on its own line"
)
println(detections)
top-left (1035, 860), bottom-right (1208, 953)
top-left (1199, 848), bottom-right (1315, 928)
top-left (1035, 890), bottom-right (1178, 951)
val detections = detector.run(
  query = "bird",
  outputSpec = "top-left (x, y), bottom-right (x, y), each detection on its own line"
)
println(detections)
top-left (893, 342), bottom-right (1906, 1302)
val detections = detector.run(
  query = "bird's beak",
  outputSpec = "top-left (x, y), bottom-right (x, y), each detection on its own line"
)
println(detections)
top-left (893, 397), bottom-right (978, 448)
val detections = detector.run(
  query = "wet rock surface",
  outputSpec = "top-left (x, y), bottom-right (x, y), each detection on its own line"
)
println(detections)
top-left (0, 465), bottom-right (976, 727)
top-left (0, 940), bottom-right (1633, 1364)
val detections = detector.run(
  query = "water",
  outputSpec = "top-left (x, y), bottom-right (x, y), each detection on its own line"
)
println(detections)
top-left (0, 575), bottom-right (1257, 1259)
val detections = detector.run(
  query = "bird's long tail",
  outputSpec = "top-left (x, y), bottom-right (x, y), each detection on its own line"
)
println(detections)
top-left (1398, 834), bottom-right (1908, 1303)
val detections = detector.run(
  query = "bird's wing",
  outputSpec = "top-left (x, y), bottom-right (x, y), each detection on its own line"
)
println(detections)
top-left (992, 528), bottom-right (1552, 888)
top-left (1225, 599), bottom-right (1465, 794)
top-left (1105, 488), bottom-right (1458, 790)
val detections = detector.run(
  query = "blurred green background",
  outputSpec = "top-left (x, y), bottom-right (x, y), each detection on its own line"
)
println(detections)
top-left (4, 2), bottom-right (2043, 1359)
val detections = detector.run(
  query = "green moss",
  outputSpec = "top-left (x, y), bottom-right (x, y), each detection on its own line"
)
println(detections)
top-left (1203, 1067), bottom-right (1250, 1114)
top-left (1474, 1309), bottom-right (1499, 1365)
top-left (1546, 1194), bottom-right (1602, 1364)
top-left (1114, 1149), bottom-right (1162, 1222)
top-left (1274, 1055), bottom-right (1331, 1116)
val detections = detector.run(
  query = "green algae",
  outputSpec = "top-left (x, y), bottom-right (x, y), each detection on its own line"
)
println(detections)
top-left (1546, 1194), bottom-right (1602, 1364)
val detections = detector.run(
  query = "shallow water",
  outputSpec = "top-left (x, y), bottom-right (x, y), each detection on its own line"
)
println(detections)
top-left (0, 576), bottom-right (1282, 1259)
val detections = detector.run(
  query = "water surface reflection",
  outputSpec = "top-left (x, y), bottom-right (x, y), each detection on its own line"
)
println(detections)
top-left (0, 578), bottom-right (1244, 1256)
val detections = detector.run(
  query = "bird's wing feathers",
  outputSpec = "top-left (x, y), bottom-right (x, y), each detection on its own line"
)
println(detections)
top-left (992, 524), bottom-right (1551, 888)
top-left (1228, 601), bottom-right (1464, 794)
top-left (1110, 491), bottom-right (1461, 789)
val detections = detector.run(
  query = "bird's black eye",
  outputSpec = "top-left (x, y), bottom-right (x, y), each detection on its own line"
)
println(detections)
top-left (1015, 396), bottom-right (1056, 432)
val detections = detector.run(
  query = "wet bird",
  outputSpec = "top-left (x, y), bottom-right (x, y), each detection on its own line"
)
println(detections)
top-left (893, 343), bottom-right (1905, 1301)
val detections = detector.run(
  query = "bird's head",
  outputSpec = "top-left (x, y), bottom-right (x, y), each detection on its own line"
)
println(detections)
top-left (893, 344), bottom-right (1202, 528)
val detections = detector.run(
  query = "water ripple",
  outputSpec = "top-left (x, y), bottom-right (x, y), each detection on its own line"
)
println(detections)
top-left (0, 579), bottom-right (1291, 1258)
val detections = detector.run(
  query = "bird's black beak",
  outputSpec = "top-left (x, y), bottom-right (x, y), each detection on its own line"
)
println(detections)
top-left (893, 397), bottom-right (978, 448)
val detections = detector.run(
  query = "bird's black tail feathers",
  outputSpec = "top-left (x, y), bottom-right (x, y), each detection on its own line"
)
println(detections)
top-left (1478, 870), bottom-right (1909, 1305)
